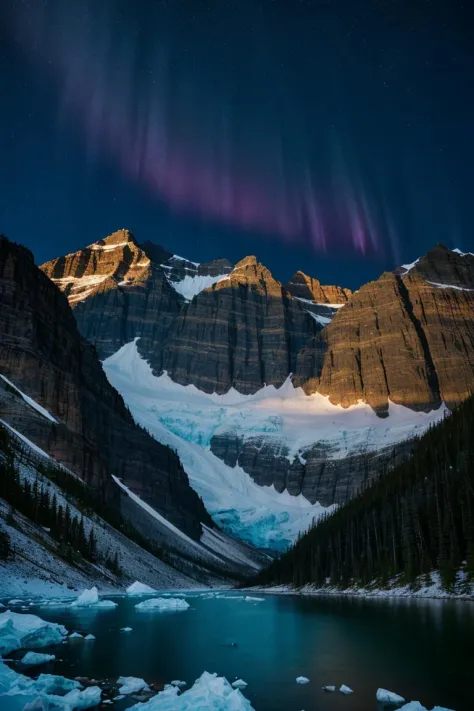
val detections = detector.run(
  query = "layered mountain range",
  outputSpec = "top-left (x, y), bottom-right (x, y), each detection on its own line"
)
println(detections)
top-left (4, 229), bottom-right (474, 553)
top-left (35, 231), bottom-right (474, 550)
top-left (0, 236), bottom-right (265, 578)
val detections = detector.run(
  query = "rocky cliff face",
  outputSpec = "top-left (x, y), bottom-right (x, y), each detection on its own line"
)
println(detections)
top-left (285, 271), bottom-right (352, 304)
top-left (158, 256), bottom-right (324, 394)
top-left (210, 432), bottom-right (413, 506)
top-left (309, 245), bottom-right (474, 413)
top-left (38, 232), bottom-right (474, 522)
top-left (41, 230), bottom-right (184, 360)
top-left (0, 236), bottom-right (212, 541)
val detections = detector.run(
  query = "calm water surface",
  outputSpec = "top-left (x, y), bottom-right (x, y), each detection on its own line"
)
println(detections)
top-left (5, 592), bottom-right (474, 711)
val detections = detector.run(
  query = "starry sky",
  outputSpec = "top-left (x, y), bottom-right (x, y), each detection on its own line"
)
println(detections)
top-left (1, 0), bottom-right (473, 289)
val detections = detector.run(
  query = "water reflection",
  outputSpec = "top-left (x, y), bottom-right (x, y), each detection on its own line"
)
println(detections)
top-left (3, 593), bottom-right (473, 711)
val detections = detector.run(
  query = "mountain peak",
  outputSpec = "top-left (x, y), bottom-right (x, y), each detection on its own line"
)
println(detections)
top-left (234, 255), bottom-right (259, 269)
top-left (285, 271), bottom-right (351, 305)
top-left (89, 229), bottom-right (137, 250)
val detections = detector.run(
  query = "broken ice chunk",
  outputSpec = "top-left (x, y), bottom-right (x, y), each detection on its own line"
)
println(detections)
top-left (377, 688), bottom-right (405, 704)
top-left (340, 684), bottom-right (353, 694)
top-left (232, 679), bottom-right (248, 689)
top-left (126, 582), bottom-right (157, 595)
top-left (117, 676), bottom-right (150, 695)
top-left (20, 652), bottom-right (55, 666)
top-left (135, 598), bottom-right (189, 612)
top-left (296, 676), bottom-right (310, 684)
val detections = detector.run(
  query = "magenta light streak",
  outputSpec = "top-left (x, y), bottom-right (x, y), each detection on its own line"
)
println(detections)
top-left (8, 1), bottom-right (388, 255)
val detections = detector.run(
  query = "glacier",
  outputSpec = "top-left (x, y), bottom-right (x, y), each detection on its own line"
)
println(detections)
top-left (103, 339), bottom-right (448, 550)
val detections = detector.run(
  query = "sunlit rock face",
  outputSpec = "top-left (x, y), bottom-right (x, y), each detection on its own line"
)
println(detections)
top-left (1, 235), bottom-right (212, 540)
top-left (39, 234), bottom-right (474, 537)
top-left (41, 230), bottom-right (183, 360)
top-left (311, 245), bottom-right (474, 413)
top-left (158, 256), bottom-right (326, 394)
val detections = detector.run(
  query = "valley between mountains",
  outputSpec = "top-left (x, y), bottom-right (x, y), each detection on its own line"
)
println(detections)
top-left (1, 230), bottom-right (474, 593)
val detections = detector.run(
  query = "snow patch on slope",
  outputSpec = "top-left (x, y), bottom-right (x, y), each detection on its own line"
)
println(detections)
top-left (103, 341), bottom-right (333, 549)
top-left (168, 273), bottom-right (229, 301)
top-left (0, 375), bottom-right (58, 423)
top-left (103, 340), bottom-right (448, 548)
top-left (104, 341), bottom-right (448, 549)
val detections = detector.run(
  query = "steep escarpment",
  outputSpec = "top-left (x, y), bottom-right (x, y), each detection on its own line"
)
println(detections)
top-left (0, 235), bottom-right (211, 540)
top-left (41, 230), bottom-right (184, 360)
top-left (158, 256), bottom-right (324, 394)
top-left (285, 271), bottom-right (351, 304)
top-left (309, 245), bottom-right (474, 413)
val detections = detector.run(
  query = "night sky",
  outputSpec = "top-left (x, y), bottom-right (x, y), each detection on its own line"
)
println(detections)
top-left (1, 0), bottom-right (473, 290)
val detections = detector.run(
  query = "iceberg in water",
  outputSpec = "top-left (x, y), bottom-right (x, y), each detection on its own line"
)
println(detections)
top-left (0, 611), bottom-right (68, 655)
top-left (0, 657), bottom-right (100, 710)
top-left (71, 587), bottom-right (117, 609)
top-left (84, 634), bottom-right (95, 640)
top-left (126, 581), bottom-right (157, 595)
top-left (121, 627), bottom-right (133, 632)
top-left (377, 688), bottom-right (405, 704)
top-left (232, 679), bottom-right (248, 689)
top-left (135, 598), bottom-right (190, 612)
top-left (322, 685), bottom-right (336, 692)
top-left (340, 684), bottom-right (353, 694)
top-left (128, 671), bottom-right (255, 710)
top-left (20, 652), bottom-right (55, 666)
top-left (296, 676), bottom-right (310, 684)
top-left (69, 632), bottom-right (83, 639)
top-left (117, 676), bottom-right (150, 695)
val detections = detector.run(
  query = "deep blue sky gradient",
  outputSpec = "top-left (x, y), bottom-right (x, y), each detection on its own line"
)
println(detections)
top-left (1, 0), bottom-right (473, 290)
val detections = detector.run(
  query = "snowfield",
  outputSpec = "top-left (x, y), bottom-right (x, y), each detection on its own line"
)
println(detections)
top-left (103, 339), bottom-right (448, 549)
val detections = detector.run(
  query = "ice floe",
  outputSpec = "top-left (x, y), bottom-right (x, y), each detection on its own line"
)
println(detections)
top-left (231, 679), bottom-right (248, 689)
top-left (126, 581), bottom-right (157, 595)
top-left (117, 676), bottom-right (150, 695)
top-left (71, 587), bottom-right (117, 609)
top-left (0, 657), bottom-right (101, 709)
top-left (0, 611), bottom-right (67, 655)
top-left (340, 684), bottom-right (353, 694)
top-left (296, 676), bottom-right (310, 684)
top-left (120, 627), bottom-right (133, 632)
top-left (84, 634), bottom-right (95, 641)
top-left (322, 685), bottom-right (336, 692)
top-left (135, 598), bottom-right (190, 612)
top-left (244, 596), bottom-right (264, 603)
top-left (377, 688), bottom-right (405, 704)
top-left (20, 651), bottom-right (56, 666)
top-left (128, 671), bottom-right (254, 710)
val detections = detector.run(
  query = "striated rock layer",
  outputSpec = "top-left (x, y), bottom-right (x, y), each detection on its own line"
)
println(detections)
top-left (310, 245), bottom-right (474, 413)
top-left (39, 233), bottom-right (474, 515)
top-left (159, 256), bottom-right (325, 394)
top-left (0, 236), bottom-right (211, 540)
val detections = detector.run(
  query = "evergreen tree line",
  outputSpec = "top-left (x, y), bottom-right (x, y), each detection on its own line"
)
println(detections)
top-left (0, 429), bottom-right (122, 575)
top-left (0, 425), bottom-right (242, 583)
top-left (253, 393), bottom-right (474, 592)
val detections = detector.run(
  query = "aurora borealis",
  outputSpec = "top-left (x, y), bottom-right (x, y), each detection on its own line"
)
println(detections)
top-left (1, 0), bottom-right (473, 285)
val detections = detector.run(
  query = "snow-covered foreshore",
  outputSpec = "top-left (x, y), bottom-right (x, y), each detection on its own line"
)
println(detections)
top-left (246, 572), bottom-right (474, 602)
